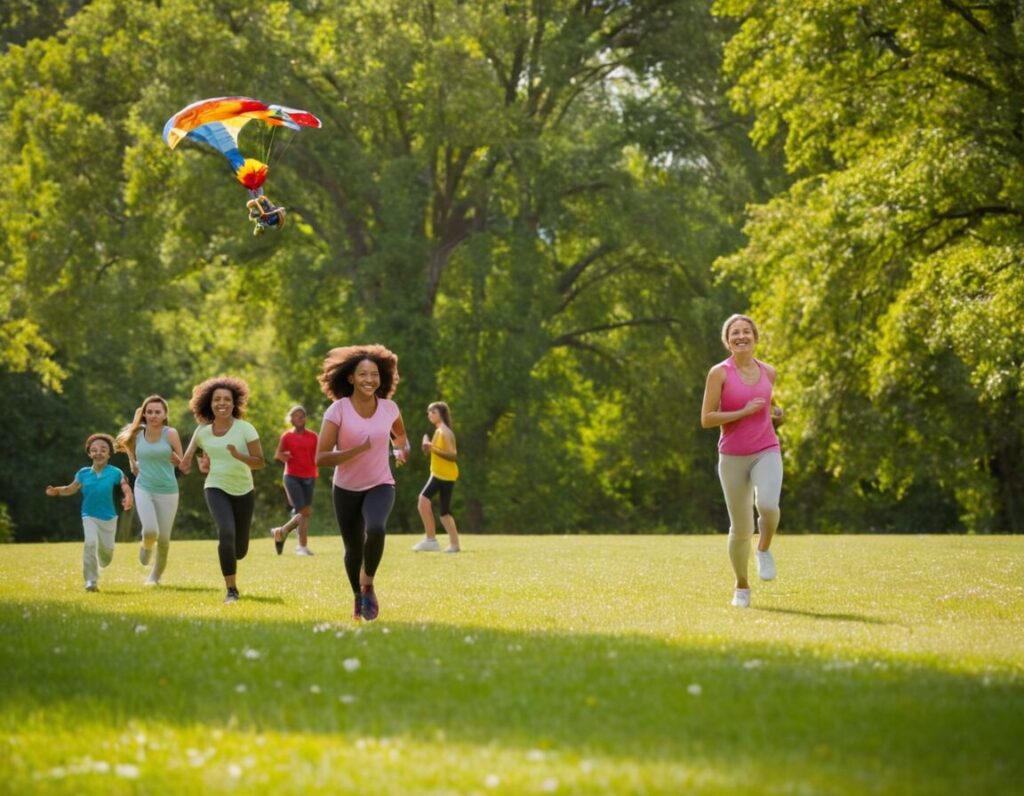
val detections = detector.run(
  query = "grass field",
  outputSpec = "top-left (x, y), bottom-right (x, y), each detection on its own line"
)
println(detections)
top-left (1, 534), bottom-right (1022, 795)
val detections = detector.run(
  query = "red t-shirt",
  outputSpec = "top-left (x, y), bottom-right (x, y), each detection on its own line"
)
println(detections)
top-left (278, 428), bottom-right (319, 478)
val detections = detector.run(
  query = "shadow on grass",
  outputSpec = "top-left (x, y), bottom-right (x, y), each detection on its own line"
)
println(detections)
top-left (2, 601), bottom-right (1022, 794)
top-left (757, 606), bottom-right (893, 624)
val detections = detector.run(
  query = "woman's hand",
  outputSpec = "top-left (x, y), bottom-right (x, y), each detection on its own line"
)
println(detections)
top-left (744, 397), bottom-right (767, 416)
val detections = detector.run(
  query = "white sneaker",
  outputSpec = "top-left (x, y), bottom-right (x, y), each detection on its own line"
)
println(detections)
top-left (144, 574), bottom-right (160, 586)
top-left (85, 581), bottom-right (99, 592)
top-left (443, 546), bottom-right (460, 554)
top-left (756, 549), bottom-right (776, 581)
top-left (731, 588), bottom-right (751, 608)
top-left (295, 546), bottom-right (314, 556)
top-left (412, 537), bottom-right (441, 552)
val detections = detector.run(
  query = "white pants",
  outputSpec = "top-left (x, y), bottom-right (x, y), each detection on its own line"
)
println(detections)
top-left (134, 486), bottom-right (179, 580)
top-left (718, 450), bottom-right (783, 582)
top-left (82, 516), bottom-right (117, 584)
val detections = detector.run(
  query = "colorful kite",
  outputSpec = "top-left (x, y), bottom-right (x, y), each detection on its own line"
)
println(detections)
top-left (163, 96), bottom-right (321, 235)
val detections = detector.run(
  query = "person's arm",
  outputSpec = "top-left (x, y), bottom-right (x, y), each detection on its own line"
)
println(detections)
top-left (315, 419), bottom-right (371, 467)
top-left (426, 428), bottom-right (458, 461)
top-left (763, 364), bottom-right (784, 426)
top-left (700, 365), bottom-right (766, 429)
top-left (273, 433), bottom-right (292, 465)
top-left (390, 415), bottom-right (410, 466)
top-left (120, 476), bottom-right (134, 511)
top-left (127, 448), bottom-right (139, 477)
top-left (46, 479), bottom-right (82, 497)
top-left (175, 427), bottom-right (203, 475)
top-left (166, 428), bottom-right (185, 464)
top-left (227, 437), bottom-right (265, 470)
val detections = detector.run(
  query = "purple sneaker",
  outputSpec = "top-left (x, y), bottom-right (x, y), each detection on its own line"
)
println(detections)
top-left (352, 595), bottom-right (362, 622)
top-left (360, 585), bottom-right (379, 621)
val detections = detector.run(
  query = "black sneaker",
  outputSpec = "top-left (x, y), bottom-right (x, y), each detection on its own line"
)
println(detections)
top-left (352, 595), bottom-right (362, 622)
top-left (360, 585), bottom-right (379, 621)
top-left (224, 587), bottom-right (240, 604)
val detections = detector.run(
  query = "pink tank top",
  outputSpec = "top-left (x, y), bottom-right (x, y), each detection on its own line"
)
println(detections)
top-left (717, 357), bottom-right (780, 456)
top-left (322, 397), bottom-right (400, 491)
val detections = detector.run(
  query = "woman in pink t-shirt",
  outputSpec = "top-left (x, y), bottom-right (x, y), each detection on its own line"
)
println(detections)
top-left (700, 314), bottom-right (785, 609)
top-left (316, 344), bottom-right (410, 622)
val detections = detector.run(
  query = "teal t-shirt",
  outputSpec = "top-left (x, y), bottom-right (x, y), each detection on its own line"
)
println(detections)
top-left (195, 419), bottom-right (259, 496)
top-left (135, 427), bottom-right (178, 494)
top-left (75, 465), bottom-right (125, 520)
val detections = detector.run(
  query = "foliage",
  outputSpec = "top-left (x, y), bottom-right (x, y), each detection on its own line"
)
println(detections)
top-left (0, 0), bottom-right (757, 539)
top-left (715, 0), bottom-right (1024, 531)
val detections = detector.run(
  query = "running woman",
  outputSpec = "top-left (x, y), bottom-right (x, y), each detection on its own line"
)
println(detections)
top-left (116, 395), bottom-right (183, 585)
top-left (271, 404), bottom-right (319, 556)
top-left (316, 345), bottom-right (409, 622)
top-left (700, 314), bottom-right (785, 608)
top-left (412, 401), bottom-right (461, 553)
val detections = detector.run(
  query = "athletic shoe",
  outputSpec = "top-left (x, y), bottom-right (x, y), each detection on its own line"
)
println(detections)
top-left (144, 575), bottom-right (160, 587)
top-left (360, 585), bottom-right (379, 621)
top-left (731, 588), bottom-right (751, 608)
top-left (412, 537), bottom-right (441, 552)
top-left (295, 546), bottom-right (314, 556)
top-left (443, 546), bottom-right (460, 554)
top-left (352, 596), bottom-right (362, 621)
top-left (139, 542), bottom-right (153, 566)
top-left (756, 549), bottom-right (777, 581)
top-left (224, 587), bottom-right (240, 604)
top-left (272, 527), bottom-right (284, 556)
top-left (85, 581), bottom-right (99, 592)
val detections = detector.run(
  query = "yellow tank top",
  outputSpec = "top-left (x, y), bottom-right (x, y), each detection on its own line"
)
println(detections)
top-left (430, 427), bottom-right (459, 481)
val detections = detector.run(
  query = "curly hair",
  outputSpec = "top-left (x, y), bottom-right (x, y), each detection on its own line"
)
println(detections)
top-left (319, 344), bottom-right (400, 401)
top-left (84, 433), bottom-right (115, 456)
top-left (189, 376), bottom-right (250, 423)
top-left (115, 395), bottom-right (169, 456)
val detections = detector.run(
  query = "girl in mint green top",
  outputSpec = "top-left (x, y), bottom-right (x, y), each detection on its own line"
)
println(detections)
top-left (179, 376), bottom-right (265, 604)
top-left (115, 395), bottom-right (184, 586)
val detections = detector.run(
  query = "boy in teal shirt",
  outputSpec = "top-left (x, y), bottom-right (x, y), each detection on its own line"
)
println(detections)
top-left (47, 433), bottom-right (133, 591)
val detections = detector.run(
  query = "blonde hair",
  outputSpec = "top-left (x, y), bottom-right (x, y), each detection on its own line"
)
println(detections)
top-left (115, 395), bottom-right (169, 456)
top-left (720, 314), bottom-right (759, 350)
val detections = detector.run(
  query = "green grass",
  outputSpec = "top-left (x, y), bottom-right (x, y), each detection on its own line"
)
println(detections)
top-left (2, 535), bottom-right (1022, 795)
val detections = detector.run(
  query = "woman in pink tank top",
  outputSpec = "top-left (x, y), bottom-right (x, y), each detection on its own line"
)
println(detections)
top-left (316, 344), bottom-right (410, 622)
top-left (700, 314), bottom-right (785, 609)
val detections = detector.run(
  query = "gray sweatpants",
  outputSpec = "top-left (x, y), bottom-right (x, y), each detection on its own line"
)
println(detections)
top-left (135, 486), bottom-right (179, 580)
top-left (82, 516), bottom-right (117, 584)
top-left (718, 450), bottom-right (783, 582)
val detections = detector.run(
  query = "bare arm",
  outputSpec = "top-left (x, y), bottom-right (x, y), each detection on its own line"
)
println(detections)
top-left (391, 414), bottom-right (409, 466)
top-left (273, 433), bottom-right (291, 465)
top-left (425, 428), bottom-right (458, 461)
top-left (700, 365), bottom-right (767, 429)
top-left (120, 476), bottom-right (134, 511)
top-left (175, 427), bottom-right (203, 475)
top-left (315, 419), bottom-right (371, 467)
top-left (227, 438), bottom-right (265, 470)
top-left (46, 480), bottom-right (82, 497)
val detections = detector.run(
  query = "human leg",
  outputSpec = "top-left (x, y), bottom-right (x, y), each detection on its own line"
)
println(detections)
top-left (436, 480), bottom-right (459, 550)
top-left (332, 486), bottom-right (366, 596)
top-left (205, 488), bottom-right (238, 584)
top-left (82, 517), bottom-right (100, 586)
top-left (752, 451), bottom-right (783, 550)
top-left (95, 517), bottom-right (116, 571)
top-left (150, 491), bottom-right (180, 582)
top-left (231, 491), bottom-right (255, 563)
top-left (134, 486), bottom-right (160, 565)
top-left (718, 454), bottom-right (756, 590)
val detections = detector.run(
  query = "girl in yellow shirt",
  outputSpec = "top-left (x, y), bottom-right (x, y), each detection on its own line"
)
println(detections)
top-left (413, 402), bottom-right (461, 553)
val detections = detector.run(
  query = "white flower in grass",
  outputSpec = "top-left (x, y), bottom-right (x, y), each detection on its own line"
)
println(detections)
top-left (310, 684), bottom-right (322, 694)
top-left (484, 773), bottom-right (500, 788)
top-left (743, 659), bottom-right (763, 669)
top-left (235, 684), bottom-right (247, 693)
top-left (339, 694), bottom-right (356, 704)
top-left (527, 749), bottom-right (545, 762)
top-left (134, 624), bottom-right (148, 634)
top-left (343, 658), bottom-right (361, 672)
top-left (540, 777), bottom-right (559, 792)
top-left (382, 627), bottom-right (390, 634)
top-left (687, 683), bottom-right (702, 696)
top-left (313, 622), bottom-right (332, 634)
top-left (464, 635), bottom-right (475, 644)
top-left (242, 647), bottom-right (261, 660)
top-left (228, 763), bottom-right (243, 779)
top-left (115, 764), bottom-right (140, 778)
top-left (606, 650), bottom-right (618, 659)
top-left (52, 646), bottom-right (63, 655)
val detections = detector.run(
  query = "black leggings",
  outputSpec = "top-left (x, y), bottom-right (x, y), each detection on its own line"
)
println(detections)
top-left (204, 488), bottom-right (255, 577)
top-left (332, 484), bottom-right (395, 595)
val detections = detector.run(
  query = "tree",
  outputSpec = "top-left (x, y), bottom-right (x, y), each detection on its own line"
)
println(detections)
top-left (715, 0), bottom-right (1024, 530)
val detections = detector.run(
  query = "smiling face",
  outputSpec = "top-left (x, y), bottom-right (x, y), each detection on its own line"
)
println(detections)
top-left (724, 318), bottom-right (758, 355)
top-left (289, 407), bottom-right (306, 430)
top-left (87, 439), bottom-right (112, 465)
top-left (348, 359), bottom-right (381, 399)
top-left (143, 399), bottom-right (168, 427)
top-left (210, 388), bottom-right (235, 420)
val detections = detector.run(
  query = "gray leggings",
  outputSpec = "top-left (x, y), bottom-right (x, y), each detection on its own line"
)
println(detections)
top-left (718, 450), bottom-right (783, 581)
